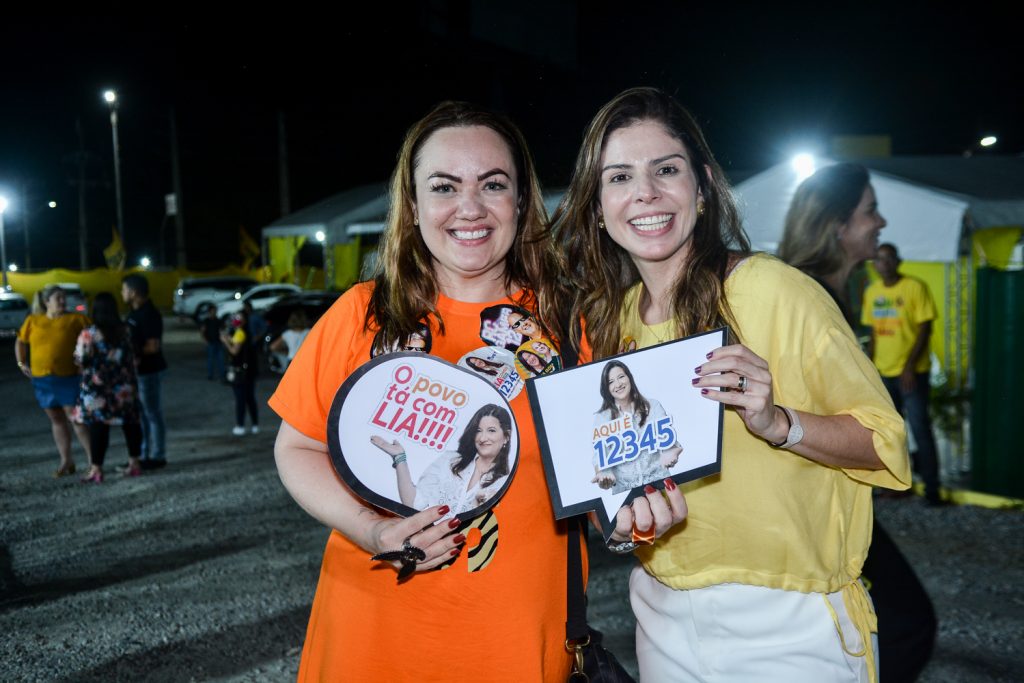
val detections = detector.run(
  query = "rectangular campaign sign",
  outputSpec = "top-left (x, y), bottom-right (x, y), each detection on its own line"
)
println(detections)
top-left (527, 329), bottom-right (726, 540)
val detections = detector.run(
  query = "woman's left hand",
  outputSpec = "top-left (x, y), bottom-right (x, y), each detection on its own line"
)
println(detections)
top-left (693, 344), bottom-right (781, 442)
top-left (608, 479), bottom-right (688, 545)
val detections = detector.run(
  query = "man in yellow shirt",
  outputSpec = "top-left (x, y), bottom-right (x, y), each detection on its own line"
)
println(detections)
top-left (862, 243), bottom-right (942, 505)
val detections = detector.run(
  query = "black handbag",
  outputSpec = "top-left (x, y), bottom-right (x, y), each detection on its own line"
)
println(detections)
top-left (566, 516), bottom-right (636, 683)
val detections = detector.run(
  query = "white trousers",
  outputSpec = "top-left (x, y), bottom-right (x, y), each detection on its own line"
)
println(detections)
top-left (630, 567), bottom-right (878, 683)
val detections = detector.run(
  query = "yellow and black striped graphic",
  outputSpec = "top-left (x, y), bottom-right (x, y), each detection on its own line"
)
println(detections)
top-left (437, 510), bottom-right (499, 572)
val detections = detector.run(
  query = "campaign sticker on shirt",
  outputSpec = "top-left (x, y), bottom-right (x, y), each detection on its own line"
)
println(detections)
top-left (328, 353), bottom-right (520, 522)
top-left (458, 347), bottom-right (525, 401)
top-left (527, 328), bottom-right (726, 541)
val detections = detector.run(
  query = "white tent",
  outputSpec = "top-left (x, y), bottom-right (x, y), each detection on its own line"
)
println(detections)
top-left (261, 183), bottom-right (389, 245)
top-left (733, 156), bottom-right (1024, 263)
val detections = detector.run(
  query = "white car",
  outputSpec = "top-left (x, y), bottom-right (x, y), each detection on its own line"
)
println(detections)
top-left (53, 283), bottom-right (89, 314)
top-left (0, 291), bottom-right (29, 338)
top-left (216, 284), bottom-right (303, 322)
top-left (173, 276), bottom-right (257, 322)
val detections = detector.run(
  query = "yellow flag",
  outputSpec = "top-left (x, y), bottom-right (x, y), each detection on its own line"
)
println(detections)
top-left (103, 227), bottom-right (126, 271)
top-left (239, 227), bottom-right (261, 270)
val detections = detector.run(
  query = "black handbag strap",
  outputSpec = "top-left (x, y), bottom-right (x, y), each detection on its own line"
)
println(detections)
top-left (566, 515), bottom-right (589, 642)
top-left (558, 309), bottom-right (588, 642)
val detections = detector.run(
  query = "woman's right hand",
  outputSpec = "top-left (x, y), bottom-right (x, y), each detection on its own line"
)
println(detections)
top-left (370, 435), bottom-right (406, 458)
top-left (19, 364), bottom-right (32, 379)
top-left (608, 479), bottom-right (687, 545)
top-left (368, 505), bottom-right (466, 574)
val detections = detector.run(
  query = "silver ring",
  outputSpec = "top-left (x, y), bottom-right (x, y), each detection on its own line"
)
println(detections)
top-left (737, 375), bottom-right (748, 392)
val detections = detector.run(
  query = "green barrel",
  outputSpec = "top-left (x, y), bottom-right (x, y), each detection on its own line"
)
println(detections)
top-left (971, 266), bottom-right (1024, 498)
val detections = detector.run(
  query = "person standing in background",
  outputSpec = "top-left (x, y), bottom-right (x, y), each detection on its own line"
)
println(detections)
top-left (122, 274), bottom-right (168, 470)
top-left (15, 285), bottom-right (93, 477)
top-left (863, 243), bottom-right (942, 506)
top-left (200, 306), bottom-right (225, 381)
top-left (780, 166), bottom-right (937, 683)
top-left (73, 292), bottom-right (144, 482)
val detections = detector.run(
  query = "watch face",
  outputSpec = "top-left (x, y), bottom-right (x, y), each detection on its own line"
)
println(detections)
top-left (789, 424), bottom-right (804, 446)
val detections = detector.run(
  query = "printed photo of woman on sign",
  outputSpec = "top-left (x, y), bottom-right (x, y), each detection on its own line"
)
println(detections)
top-left (591, 360), bottom-right (681, 494)
top-left (371, 403), bottom-right (512, 515)
top-left (327, 354), bottom-right (519, 523)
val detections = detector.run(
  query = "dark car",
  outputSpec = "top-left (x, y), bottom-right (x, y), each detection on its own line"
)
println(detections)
top-left (260, 290), bottom-right (341, 373)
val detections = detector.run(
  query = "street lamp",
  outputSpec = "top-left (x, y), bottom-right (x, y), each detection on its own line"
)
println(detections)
top-left (139, 256), bottom-right (151, 269)
top-left (104, 89), bottom-right (126, 256)
top-left (0, 195), bottom-right (9, 289)
top-left (791, 153), bottom-right (816, 182)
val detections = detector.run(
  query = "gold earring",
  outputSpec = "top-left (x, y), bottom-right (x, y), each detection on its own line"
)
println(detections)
top-left (598, 217), bottom-right (606, 230)
top-left (697, 201), bottom-right (705, 217)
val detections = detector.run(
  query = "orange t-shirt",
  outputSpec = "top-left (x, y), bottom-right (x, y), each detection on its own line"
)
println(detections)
top-left (269, 283), bottom-right (579, 682)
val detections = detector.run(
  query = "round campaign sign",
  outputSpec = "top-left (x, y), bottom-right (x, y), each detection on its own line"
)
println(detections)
top-left (327, 352), bottom-right (520, 521)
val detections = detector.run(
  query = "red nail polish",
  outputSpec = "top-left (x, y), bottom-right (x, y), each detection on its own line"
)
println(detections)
top-left (706, 351), bottom-right (714, 359)
top-left (691, 377), bottom-right (699, 385)
top-left (664, 478), bottom-right (677, 491)
top-left (452, 534), bottom-right (466, 545)
top-left (644, 484), bottom-right (657, 495)
top-left (437, 505), bottom-right (450, 516)
top-left (694, 365), bottom-right (702, 374)
top-left (448, 518), bottom-right (462, 529)
top-left (701, 388), bottom-right (709, 395)
top-left (449, 549), bottom-right (459, 557)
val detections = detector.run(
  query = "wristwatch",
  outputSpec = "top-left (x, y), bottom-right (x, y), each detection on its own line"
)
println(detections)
top-left (767, 405), bottom-right (803, 449)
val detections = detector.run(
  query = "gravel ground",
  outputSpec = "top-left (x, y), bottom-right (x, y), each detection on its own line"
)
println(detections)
top-left (1, 319), bottom-right (1021, 682)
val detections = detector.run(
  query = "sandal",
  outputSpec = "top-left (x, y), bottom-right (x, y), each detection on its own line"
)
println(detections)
top-left (53, 463), bottom-right (77, 478)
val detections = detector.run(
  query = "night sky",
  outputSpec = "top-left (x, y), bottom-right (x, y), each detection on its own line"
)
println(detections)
top-left (2, 4), bottom-right (1020, 270)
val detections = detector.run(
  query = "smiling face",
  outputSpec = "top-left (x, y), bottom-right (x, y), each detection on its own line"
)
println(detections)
top-left (606, 365), bottom-right (632, 404)
top-left (412, 125), bottom-right (519, 295)
top-left (598, 120), bottom-right (704, 275)
top-left (475, 415), bottom-right (507, 459)
top-left (507, 310), bottom-right (540, 338)
top-left (838, 184), bottom-right (887, 265)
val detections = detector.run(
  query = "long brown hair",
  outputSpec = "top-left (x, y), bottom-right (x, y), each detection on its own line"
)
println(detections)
top-left (453, 403), bottom-right (512, 488)
top-left (366, 101), bottom-right (564, 354)
top-left (778, 163), bottom-right (870, 279)
top-left (552, 87), bottom-right (749, 359)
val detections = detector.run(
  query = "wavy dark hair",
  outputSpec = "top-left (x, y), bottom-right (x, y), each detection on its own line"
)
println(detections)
top-left (366, 101), bottom-right (566, 355)
top-left (597, 360), bottom-right (650, 427)
top-left (466, 356), bottom-right (504, 376)
top-left (452, 403), bottom-right (512, 488)
top-left (90, 292), bottom-right (127, 345)
top-left (553, 87), bottom-right (750, 358)
top-left (777, 163), bottom-right (871, 279)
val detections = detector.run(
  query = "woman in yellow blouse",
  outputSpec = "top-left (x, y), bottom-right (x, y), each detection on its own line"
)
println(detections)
top-left (15, 285), bottom-right (93, 476)
top-left (554, 87), bottom-right (910, 683)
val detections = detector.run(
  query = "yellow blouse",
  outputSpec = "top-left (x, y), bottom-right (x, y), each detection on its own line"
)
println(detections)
top-left (621, 254), bottom-right (910, 594)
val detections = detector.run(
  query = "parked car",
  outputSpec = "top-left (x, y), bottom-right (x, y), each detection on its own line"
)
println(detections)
top-left (0, 291), bottom-right (30, 338)
top-left (53, 283), bottom-right (89, 314)
top-left (261, 290), bottom-right (341, 373)
top-left (216, 283), bottom-right (302, 322)
top-left (173, 276), bottom-right (257, 322)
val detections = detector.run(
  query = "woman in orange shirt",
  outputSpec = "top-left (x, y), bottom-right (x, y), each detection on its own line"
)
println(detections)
top-left (270, 101), bottom-right (684, 681)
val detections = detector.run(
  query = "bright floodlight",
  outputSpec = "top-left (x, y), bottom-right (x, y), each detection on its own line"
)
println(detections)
top-left (140, 256), bottom-right (151, 268)
top-left (980, 136), bottom-right (997, 147)
top-left (0, 196), bottom-right (8, 213)
top-left (791, 153), bottom-right (816, 181)
top-left (48, 201), bottom-right (57, 208)
top-left (315, 230), bottom-right (326, 243)
top-left (8, 263), bottom-right (17, 272)
top-left (103, 90), bottom-right (117, 104)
